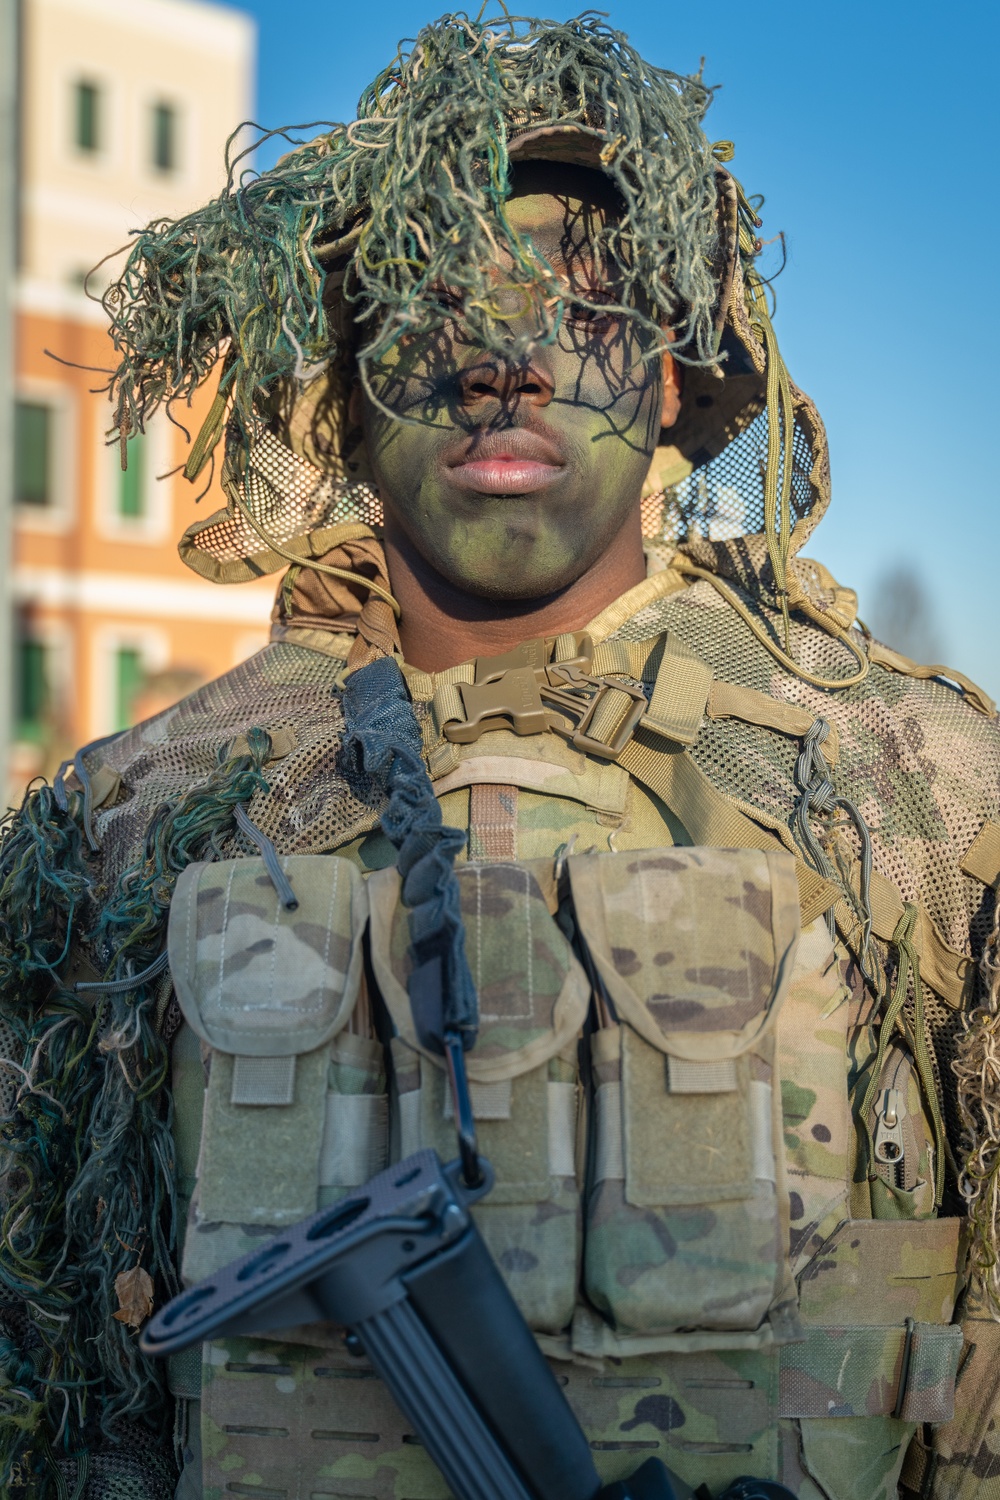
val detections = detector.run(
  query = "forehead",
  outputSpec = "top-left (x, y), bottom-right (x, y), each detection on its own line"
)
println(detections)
top-left (503, 160), bottom-right (623, 262)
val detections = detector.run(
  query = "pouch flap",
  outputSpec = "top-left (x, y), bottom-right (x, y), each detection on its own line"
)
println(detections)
top-left (368, 861), bottom-right (589, 1082)
top-left (797, 1217), bottom-right (966, 1327)
top-left (568, 847), bottom-right (800, 1060)
top-left (168, 854), bottom-right (368, 1056)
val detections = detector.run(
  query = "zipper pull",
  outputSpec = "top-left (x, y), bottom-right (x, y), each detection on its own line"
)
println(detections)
top-left (873, 1087), bottom-right (907, 1177)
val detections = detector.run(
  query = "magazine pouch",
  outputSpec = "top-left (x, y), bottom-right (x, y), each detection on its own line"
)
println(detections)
top-left (167, 853), bottom-right (372, 1283)
top-left (367, 859), bottom-right (590, 1333)
top-left (568, 846), bottom-right (802, 1349)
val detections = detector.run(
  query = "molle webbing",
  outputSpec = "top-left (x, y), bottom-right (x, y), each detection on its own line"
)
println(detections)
top-left (191, 1184), bottom-right (966, 1497)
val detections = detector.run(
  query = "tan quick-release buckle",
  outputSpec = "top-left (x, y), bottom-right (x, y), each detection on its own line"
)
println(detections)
top-left (440, 635), bottom-right (647, 761)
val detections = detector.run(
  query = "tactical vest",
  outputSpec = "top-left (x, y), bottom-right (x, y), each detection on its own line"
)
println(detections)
top-left (164, 634), bottom-right (969, 1500)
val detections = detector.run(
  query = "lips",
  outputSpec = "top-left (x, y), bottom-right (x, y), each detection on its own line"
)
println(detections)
top-left (445, 429), bottom-right (566, 495)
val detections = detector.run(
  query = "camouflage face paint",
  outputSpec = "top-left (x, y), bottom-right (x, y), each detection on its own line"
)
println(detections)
top-left (357, 164), bottom-right (667, 603)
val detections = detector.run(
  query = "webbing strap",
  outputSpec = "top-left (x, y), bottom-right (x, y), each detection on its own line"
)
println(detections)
top-left (641, 639), bottom-right (713, 746)
top-left (868, 640), bottom-right (996, 717)
top-left (230, 1054), bottom-right (296, 1107)
top-left (468, 784), bottom-right (518, 862)
top-left (779, 1320), bottom-right (963, 1423)
top-left (899, 1431), bottom-right (932, 1495)
top-left (707, 680), bottom-right (841, 766)
top-left (857, 904), bottom-right (947, 1204)
top-left (836, 870), bottom-right (974, 1011)
top-left (617, 731), bottom-right (839, 926)
top-left (318, 1091), bottom-right (389, 1188)
top-left (962, 819), bottom-right (1000, 888)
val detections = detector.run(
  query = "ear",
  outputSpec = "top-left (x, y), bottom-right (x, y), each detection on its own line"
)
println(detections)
top-left (660, 349), bottom-right (682, 430)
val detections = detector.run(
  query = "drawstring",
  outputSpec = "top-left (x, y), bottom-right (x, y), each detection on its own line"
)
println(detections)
top-left (795, 719), bottom-right (875, 978)
top-left (234, 803), bottom-right (298, 910)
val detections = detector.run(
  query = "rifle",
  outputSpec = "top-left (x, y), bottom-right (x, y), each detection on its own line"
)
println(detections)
top-left (142, 1148), bottom-right (793, 1500)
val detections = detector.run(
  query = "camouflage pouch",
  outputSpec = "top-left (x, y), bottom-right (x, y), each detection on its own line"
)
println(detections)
top-left (568, 846), bottom-right (802, 1351)
top-left (167, 853), bottom-right (373, 1281)
top-left (367, 858), bottom-right (590, 1333)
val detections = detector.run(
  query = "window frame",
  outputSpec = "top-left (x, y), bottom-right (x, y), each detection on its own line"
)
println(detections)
top-left (151, 100), bottom-right (178, 174)
top-left (96, 408), bottom-right (171, 543)
top-left (11, 614), bottom-right (72, 750)
top-left (73, 78), bottom-right (101, 154)
top-left (13, 380), bottom-right (75, 532)
top-left (93, 625), bottom-right (169, 737)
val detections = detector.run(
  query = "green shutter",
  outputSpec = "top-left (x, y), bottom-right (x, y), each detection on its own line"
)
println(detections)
top-left (16, 640), bottom-right (49, 742)
top-left (115, 648), bottom-right (146, 730)
top-left (153, 103), bottom-right (175, 172)
top-left (76, 81), bottom-right (99, 152)
top-left (118, 436), bottom-right (145, 518)
top-left (14, 402), bottom-right (51, 507)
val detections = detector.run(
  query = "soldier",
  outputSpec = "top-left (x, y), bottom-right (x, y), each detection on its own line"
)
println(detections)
top-left (2, 12), bottom-right (999, 1500)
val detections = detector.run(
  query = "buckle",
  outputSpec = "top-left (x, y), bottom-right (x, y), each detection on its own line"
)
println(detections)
top-left (544, 661), bottom-right (646, 760)
top-left (441, 666), bottom-right (552, 744)
top-left (440, 635), bottom-right (647, 761)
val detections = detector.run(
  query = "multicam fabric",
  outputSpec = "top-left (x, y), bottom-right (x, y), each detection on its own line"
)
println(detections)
top-left (4, 560), bottom-right (1000, 1497)
top-left (570, 847), bottom-right (800, 1344)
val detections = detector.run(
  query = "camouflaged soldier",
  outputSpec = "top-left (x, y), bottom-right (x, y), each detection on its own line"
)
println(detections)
top-left (2, 12), bottom-right (1000, 1500)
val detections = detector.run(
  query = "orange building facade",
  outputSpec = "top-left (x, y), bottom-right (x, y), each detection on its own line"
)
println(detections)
top-left (11, 0), bottom-right (272, 792)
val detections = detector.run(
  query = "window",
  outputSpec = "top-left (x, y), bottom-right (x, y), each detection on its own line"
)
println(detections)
top-left (117, 434), bottom-right (145, 519)
top-left (74, 80), bottom-right (100, 153)
top-left (15, 401), bottom-right (52, 507)
top-left (16, 638), bottom-right (51, 743)
top-left (115, 647), bottom-right (146, 730)
top-left (151, 102), bottom-right (176, 173)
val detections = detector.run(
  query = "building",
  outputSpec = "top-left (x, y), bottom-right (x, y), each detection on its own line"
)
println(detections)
top-left (11, 0), bottom-right (270, 790)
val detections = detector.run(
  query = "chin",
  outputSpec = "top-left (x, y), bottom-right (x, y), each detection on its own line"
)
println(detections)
top-left (443, 555), bottom-right (591, 605)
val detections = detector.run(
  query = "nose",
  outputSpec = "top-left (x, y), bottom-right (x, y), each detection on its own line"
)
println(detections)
top-left (456, 355), bottom-right (554, 411)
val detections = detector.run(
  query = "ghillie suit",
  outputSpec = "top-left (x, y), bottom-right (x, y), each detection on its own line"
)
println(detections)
top-left (2, 11), bottom-right (1000, 1500)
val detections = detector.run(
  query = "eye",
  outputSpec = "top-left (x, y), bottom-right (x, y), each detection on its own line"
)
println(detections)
top-left (565, 295), bottom-right (623, 329)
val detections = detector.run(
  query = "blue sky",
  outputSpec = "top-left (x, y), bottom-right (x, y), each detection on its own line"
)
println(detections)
top-left (218, 0), bottom-right (999, 699)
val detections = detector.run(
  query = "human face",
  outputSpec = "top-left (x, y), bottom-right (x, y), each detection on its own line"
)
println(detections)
top-left (355, 163), bottom-right (679, 603)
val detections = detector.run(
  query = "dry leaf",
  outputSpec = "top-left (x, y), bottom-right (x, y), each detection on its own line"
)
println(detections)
top-left (113, 1265), bottom-right (154, 1330)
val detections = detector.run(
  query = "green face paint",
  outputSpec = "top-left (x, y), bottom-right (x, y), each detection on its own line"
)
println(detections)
top-left (358, 164), bottom-right (666, 603)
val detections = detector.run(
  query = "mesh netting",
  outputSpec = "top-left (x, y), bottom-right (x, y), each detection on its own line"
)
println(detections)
top-left (640, 405), bottom-right (814, 552)
top-left (0, 1017), bottom-right (18, 1119)
top-left (95, 644), bottom-right (371, 894)
top-left (190, 432), bottom-right (382, 565)
top-left (192, 395), bottom-right (819, 593)
top-left (643, 579), bottom-right (999, 963)
top-left (58, 1426), bottom-right (177, 1500)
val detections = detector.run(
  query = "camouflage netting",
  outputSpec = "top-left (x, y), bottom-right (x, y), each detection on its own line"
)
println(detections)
top-left (101, 12), bottom-right (720, 458)
top-left (0, 733), bottom-right (279, 1494)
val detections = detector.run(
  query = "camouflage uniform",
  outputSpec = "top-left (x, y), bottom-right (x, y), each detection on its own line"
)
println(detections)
top-left (3, 15), bottom-right (1000, 1500)
top-left (62, 544), bottom-right (997, 1500)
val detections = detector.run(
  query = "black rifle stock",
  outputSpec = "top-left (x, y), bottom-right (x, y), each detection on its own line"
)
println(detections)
top-left (142, 1149), bottom-right (691, 1500)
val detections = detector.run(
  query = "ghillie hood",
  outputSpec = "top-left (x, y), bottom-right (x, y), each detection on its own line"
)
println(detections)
top-left (101, 10), bottom-right (851, 677)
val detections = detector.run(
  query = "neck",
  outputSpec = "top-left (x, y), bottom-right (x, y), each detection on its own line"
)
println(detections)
top-left (384, 520), bottom-right (646, 671)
